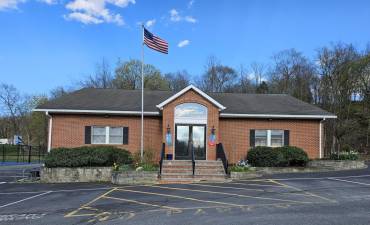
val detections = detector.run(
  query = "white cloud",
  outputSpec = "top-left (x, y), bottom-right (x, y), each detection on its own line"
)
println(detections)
top-left (169, 9), bottom-right (180, 22)
top-left (145, 19), bottom-right (155, 28)
top-left (64, 0), bottom-right (134, 26)
top-left (184, 16), bottom-right (196, 23)
top-left (178, 39), bottom-right (190, 48)
top-left (0, 0), bottom-right (26, 11)
top-left (187, 0), bottom-right (194, 9)
top-left (38, 0), bottom-right (58, 5)
top-left (169, 8), bottom-right (197, 23)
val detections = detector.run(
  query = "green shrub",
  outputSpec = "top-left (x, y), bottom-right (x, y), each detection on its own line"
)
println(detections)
top-left (330, 152), bottom-right (359, 160)
top-left (277, 146), bottom-right (309, 167)
top-left (132, 148), bottom-right (157, 165)
top-left (246, 146), bottom-right (308, 167)
top-left (44, 146), bottom-right (132, 168)
top-left (140, 163), bottom-right (159, 171)
top-left (230, 165), bottom-right (251, 172)
top-left (246, 146), bottom-right (285, 167)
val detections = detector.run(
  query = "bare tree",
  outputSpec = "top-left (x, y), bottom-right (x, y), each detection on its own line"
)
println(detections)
top-left (250, 62), bottom-right (265, 87)
top-left (80, 59), bottom-right (113, 88)
top-left (198, 56), bottom-right (238, 92)
top-left (269, 49), bottom-right (316, 103)
top-left (0, 83), bottom-right (21, 135)
top-left (165, 71), bottom-right (190, 92)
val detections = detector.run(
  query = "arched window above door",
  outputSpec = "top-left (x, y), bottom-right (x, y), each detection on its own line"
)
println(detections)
top-left (174, 103), bottom-right (208, 124)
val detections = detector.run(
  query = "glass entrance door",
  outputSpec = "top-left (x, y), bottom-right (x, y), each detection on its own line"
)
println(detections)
top-left (175, 124), bottom-right (206, 160)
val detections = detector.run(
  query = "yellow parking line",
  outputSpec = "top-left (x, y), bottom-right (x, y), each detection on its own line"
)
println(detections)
top-left (231, 182), bottom-right (284, 188)
top-left (116, 188), bottom-right (245, 207)
top-left (64, 188), bottom-right (118, 218)
top-left (188, 183), bottom-right (265, 192)
top-left (188, 183), bottom-right (312, 197)
top-left (102, 196), bottom-right (180, 211)
top-left (269, 179), bottom-right (336, 203)
top-left (146, 185), bottom-right (315, 204)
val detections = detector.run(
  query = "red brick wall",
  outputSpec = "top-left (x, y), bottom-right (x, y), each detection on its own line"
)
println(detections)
top-left (162, 90), bottom-right (220, 160)
top-left (219, 118), bottom-right (321, 163)
top-left (51, 114), bottom-right (163, 158)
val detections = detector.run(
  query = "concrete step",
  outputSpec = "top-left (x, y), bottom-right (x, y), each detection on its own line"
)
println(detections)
top-left (162, 165), bottom-right (224, 170)
top-left (161, 174), bottom-right (226, 179)
top-left (162, 169), bottom-right (225, 174)
top-left (160, 160), bottom-right (226, 183)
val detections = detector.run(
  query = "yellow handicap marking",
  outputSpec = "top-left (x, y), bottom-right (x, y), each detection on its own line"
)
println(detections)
top-left (102, 195), bottom-right (180, 211)
top-left (116, 187), bottom-right (245, 207)
top-left (269, 179), bottom-right (336, 203)
top-left (64, 188), bottom-right (118, 218)
top-left (188, 183), bottom-right (313, 197)
top-left (149, 185), bottom-right (315, 204)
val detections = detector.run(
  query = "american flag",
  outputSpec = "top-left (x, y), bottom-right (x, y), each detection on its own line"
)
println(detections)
top-left (143, 28), bottom-right (168, 54)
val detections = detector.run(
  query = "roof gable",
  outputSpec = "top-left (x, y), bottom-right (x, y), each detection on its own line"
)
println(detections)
top-left (156, 85), bottom-right (226, 110)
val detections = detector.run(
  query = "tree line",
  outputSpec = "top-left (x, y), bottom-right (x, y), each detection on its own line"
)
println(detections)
top-left (0, 43), bottom-right (369, 156)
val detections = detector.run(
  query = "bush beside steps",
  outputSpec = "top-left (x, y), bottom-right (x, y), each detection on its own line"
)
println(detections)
top-left (246, 146), bottom-right (309, 167)
top-left (44, 146), bottom-right (132, 168)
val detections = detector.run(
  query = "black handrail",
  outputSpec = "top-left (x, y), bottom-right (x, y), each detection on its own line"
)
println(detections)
top-left (216, 143), bottom-right (228, 174)
top-left (191, 144), bottom-right (195, 176)
top-left (159, 143), bottom-right (165, 176)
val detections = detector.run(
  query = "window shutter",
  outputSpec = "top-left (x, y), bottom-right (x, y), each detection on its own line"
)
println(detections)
top-left (85, 126), bottom-right (91, 144)
top-left (122, 127), bottom-right (129, 144)
top-left (284, 130), bottom-right (290, 146)
top-left (250, 129), bottom-right (255, 147)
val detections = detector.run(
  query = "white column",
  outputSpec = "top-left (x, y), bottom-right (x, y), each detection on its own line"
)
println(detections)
top-left (319, 119), bottom-right (325, 159)
top-left (46, 112), bottom-right (52, 152)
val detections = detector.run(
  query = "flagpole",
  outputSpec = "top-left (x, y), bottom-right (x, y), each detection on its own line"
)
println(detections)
top-left (140, 24), bottom-right (144, 162)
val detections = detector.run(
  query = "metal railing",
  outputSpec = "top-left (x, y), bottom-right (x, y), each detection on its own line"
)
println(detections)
top-left (1, 144), bottom-right (47, 164)
top-left (159, 143), bottom-right (165, 176)
top-left (191, 144), bottom-right (195, 176)
top-left (216, 143), bottom-right (228, 174)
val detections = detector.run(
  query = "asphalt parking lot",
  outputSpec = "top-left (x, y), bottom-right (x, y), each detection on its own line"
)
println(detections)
top-left (1, 166), bottom-right (370, 225)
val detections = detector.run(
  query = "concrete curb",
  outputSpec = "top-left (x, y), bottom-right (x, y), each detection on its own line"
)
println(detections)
top-left (111, 171), bottom-right (158, 185)
top-left (230, 160), bottom-right (367, 180)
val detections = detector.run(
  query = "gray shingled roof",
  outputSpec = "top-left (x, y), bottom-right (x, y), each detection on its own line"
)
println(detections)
top-left (35, 88), bottom-right (335, 117)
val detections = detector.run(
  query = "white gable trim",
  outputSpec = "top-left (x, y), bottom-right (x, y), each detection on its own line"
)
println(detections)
top-left (33, 109), bottom-right (160, 116)
top-left (156, 85), bottom-right (226, 110)
top-left (220, 113), bottom-right (337, 119)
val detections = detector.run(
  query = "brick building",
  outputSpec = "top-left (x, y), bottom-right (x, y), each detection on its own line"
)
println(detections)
top-left (35, 85), bottom-right (336, 163)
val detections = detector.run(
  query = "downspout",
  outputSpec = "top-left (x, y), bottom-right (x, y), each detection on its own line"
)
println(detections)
top-left (319, 118), bottom-right (326, 159)
top-left (46, 111), bottom-right (52, 152)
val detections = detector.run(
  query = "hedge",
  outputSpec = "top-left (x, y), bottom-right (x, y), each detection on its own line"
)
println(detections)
top-left (44, 146), bottom-right (132, 168)
top-left (246, 146), bottom-right (308, 167)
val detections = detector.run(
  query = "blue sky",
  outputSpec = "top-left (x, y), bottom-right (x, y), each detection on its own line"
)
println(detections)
top-left (1, 0), bottom-right (370, 95)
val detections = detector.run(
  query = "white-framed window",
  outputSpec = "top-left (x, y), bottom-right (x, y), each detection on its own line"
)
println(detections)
top-left (255, 130), bottom-right (268, 146)
top-left (255, 129), bottom-right (284, 147)
top-left (109, 127), bottom-right (123, 144)
top-left (92, 126), bottom-right (124, 145)
top-left (270, 130), bottom-right (284, 147)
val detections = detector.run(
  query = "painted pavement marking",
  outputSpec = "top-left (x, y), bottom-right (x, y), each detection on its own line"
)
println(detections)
top-left (229, 181), bottom-right (285, 188)
top-left (328, 178), bottom-right (370, 186)
top-left (102, 195), bottom-right (181, 211)
top-left (268, 179), bottom-right (336, 203)
top-left (116, 188), bottom-right (245, 207)
top-left (147, 185), bottom-right (316, 204)
top-left (187, 183), bottom-right (313, 197)
top-left (0, 213), bottom-right (46, 222)
top-left (0, 191), bottom-right (51, 209)
top-left (64, 188), bottom-right (117, 218)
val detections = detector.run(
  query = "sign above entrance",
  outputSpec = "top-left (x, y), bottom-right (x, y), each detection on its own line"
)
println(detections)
top-left (174, 103), bottom-right (208, 124)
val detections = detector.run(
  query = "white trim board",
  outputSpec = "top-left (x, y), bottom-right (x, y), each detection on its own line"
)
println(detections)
top-left (220, 113), bottom-right (337, 119)
top-left (156, 84), bottom-right (226, 110)
top-left (33, 109), bottom-right (160, 116)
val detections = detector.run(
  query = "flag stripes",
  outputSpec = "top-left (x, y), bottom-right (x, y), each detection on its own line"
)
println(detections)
top-left (144, 28), bottom-right (168, 54)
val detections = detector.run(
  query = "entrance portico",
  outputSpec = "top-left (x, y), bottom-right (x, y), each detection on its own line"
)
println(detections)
top-left (157, 85), bottom-right (226, 161)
